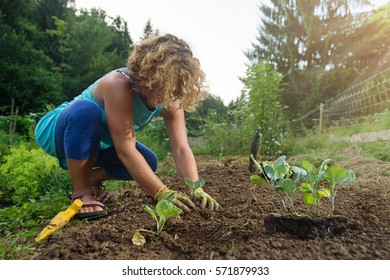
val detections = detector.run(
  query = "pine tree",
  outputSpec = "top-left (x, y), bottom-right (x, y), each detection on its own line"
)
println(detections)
top-left (140, 19), bottom-right (159, 40)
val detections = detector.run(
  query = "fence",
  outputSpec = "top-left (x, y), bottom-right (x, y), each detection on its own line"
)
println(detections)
top-left (293, 67), bottom-right (390, 134)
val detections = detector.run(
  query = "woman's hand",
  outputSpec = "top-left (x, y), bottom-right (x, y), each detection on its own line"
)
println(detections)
top-left (194, 188), bottom-right (221, 211)
top-left (154, 186), bottom-right (196, 213)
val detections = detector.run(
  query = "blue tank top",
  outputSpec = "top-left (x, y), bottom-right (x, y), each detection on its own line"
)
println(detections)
top-left (35, 68), bottom-right (162, 157)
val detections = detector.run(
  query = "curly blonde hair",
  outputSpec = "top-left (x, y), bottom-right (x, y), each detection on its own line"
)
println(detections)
top-left (127, 34), bottom-right (208, 112)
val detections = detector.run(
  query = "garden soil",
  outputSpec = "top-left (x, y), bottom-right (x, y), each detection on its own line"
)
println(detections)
top-left (32, 149), bottom-right (390, 260)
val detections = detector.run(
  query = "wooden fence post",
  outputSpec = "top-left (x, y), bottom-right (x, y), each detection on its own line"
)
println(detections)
top-left (318, 103), bottom-right (324, 135)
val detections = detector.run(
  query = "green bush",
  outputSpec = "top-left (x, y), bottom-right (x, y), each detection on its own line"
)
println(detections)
top-left (0, 144), bottom-right (72, 257)
top-left (0, 145), bottom-right (71, 207)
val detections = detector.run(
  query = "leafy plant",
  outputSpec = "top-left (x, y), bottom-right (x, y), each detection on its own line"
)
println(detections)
top-left (293, 159), bottom-right (331, 212)
top-left (295, 159), bottom-right (356, 214)
top-left (250, 155), bottom-right (300, 215)
top-left (0, 145), bottom-right (71, 206)
top-left (142, 199), bottom-right (182, 235)
top-left (184, 178), bottom-right (205, 199)
top-left (323, 165), bottom-right (356, 211)
top-left (250, 155), bottom-right (356, 216)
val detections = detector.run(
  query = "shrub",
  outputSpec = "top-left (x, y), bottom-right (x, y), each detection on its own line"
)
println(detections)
top-left (0, 145), bottom-right (71, 207)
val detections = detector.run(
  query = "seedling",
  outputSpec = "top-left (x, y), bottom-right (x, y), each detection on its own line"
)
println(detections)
top-left (142, 199), bottom-right (182, 235)
top-left (185, 178), bottom-right (205, 199)
top-left (250, 155), bottom-right (356, 216)
top-left (294, 159), bottom-right (331, 213)
top-left (324, 165), bottom-right (356, 212)
top-left (250, 155), bottom-right (300, 215)
top-left (295, 158), bottom-right (356, 214)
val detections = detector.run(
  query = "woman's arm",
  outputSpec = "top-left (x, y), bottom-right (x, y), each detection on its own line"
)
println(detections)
top-left (161, 102), bottom-right (199, 182)
top-left (162, 102), bottom-right (221, 211)
top-left (101, 74), bottom-right (164, 197)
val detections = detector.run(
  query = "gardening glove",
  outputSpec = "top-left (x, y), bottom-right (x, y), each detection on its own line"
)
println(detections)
top-left (154, 186), bottom-right (196, 214)
top-left (194, 188), bottom-right (221, 211)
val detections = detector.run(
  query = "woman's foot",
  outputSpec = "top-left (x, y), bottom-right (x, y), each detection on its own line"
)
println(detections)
top-left (90, 168), bottom-right (115, 204)
top-left (91, 185), bottom-right (115, 204)
top-left (71, 188), bottom-right (108, 220)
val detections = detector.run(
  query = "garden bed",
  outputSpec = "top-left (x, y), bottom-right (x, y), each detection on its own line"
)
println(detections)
top-left (31, 153), bottom-right (390, 260)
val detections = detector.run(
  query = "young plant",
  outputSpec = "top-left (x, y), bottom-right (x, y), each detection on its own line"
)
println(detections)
top-left (142, 198), bottom-right (182, 235)
top-left (323, 165), bottom-right (356, 212)
top-left (250, 155), bottom-right (300, 215)
top-left (184, 178), bottom-right (205, 199)
top-left (293, 159), bottom-right (331, 213)
top-left (294, 159), bottom-right (356, 214)
top-left (250, 155), bottom-right (356, 217)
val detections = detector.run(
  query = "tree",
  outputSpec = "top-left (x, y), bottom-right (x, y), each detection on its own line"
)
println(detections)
top-left (243, 61), bottom-right (287, 154)
top-left (348, 4), bottom-right (390, 80)
top-left (185, 94), bottom-right (227, 137)
top-left (64, 8), bottom-right (127, 99)
top-left (36, 0), bottom-right (73, 31)
top-left (0, 2), bottom-right (134, 114)
top-left (107, 16), bottom-right (134, 60)
top-left (247, 0), bottom-right (372, 117)
top-left (0, 10), bottom-right (64, 114)
top-left (140, 19), bottom-right (159, 40)
top-left (45, 16), bottom-right (72, 73)
top-left (0, 0), bottom-right (36, 28)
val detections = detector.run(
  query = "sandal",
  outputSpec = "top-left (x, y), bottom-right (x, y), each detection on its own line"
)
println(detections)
top-left (93, 185), bottom-right (115, 204)
top-left (71, 188), bottom-right (108, 220)
top-left (68, 186), bottom-right (115, 204)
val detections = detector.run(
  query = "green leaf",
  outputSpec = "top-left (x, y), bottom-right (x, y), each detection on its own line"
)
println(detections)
top-left (280, 178), bottom-right (297, 194)
top-left (319, 159), bottom-right (331, 172)
top-left (250, 154), bottom-right (263, 172)
top-left (194, 178), bottom-right (205, 189)
top-left (142, 204), bottom-right (157, 222)
top-left (250, 175), bottom-right (268, 187)
top-left (184, 177), bottom-right (194, 187)
top-left (324, 165), bottom-right (347, 186)
top-left (156, 200), bottom-right (182, 220)
top-left (275, 164), bottom-right (289, 179)
top-left (338, 170), bottom-right (356, 185)
top-left (302, 192), bottom-right (315, 205)
top-left (300, 183), bottom-right (312, 193)
top-left (263, 164), bottom-right (275, 180)
top-left (185, 178), bottom-right (206, 199)
top-left (317, 158), bottom-right (331, 182)
top-left (273, 155), bottom-right (287, 170)
top-left (292, 166), bottom-right (307, 177)
top-left (301, 160), bottom-right (315, 172)
top-left (318, 189), bottom-right (330, 198)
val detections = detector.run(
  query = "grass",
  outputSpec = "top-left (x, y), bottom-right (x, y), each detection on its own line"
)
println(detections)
top-left (289, 111), bottom-right (390, 163)
top-left (326, 111), bottom-right (390, 137)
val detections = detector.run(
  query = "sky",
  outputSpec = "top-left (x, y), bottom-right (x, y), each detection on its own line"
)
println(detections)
top-left (74, 0), bottom-right (389, 105)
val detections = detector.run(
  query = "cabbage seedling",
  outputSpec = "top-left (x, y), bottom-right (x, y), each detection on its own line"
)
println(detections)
top-left (142, 199), bottom-right (182, 235)
top-left (185, 178), bottom-right (205, 199)
top-left (250, 155), bottom-right (356, 217)
top-left (250, 155), bottom-right (300, 214)
top-left (294, 159), bottom-right (331, 212)
top-left (324, 165), bottom-right (356, 212)
top-left (295, 159), bottom-right (356, 214)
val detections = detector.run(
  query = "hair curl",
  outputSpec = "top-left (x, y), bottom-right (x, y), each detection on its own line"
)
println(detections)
top-left (127, 34), bottom-right (208, 112)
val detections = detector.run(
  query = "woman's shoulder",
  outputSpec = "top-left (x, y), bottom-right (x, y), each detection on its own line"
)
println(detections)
top-left (93, 69), bottom-right (134, 104)
top-left (99, 69), bottom-right (132, 90)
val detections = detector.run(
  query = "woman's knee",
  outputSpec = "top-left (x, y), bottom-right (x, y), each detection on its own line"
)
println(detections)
top-left (148, 153), bottom-right (158, 172)
top-left (69, 100), bottom-right (102, 124)
top-left (136, 142), bottom-right (158, 172)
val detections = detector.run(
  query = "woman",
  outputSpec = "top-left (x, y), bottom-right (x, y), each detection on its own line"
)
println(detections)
top-left (35, 34), bottom-right (220, 219)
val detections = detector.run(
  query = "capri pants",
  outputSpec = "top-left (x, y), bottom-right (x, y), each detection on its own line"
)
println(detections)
top-left (54, 99), bottom-right (158, 180)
